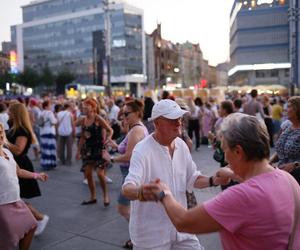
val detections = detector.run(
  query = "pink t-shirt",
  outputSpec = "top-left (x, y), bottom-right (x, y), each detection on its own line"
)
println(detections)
top-left (203, 169), bottom-right (300, 250)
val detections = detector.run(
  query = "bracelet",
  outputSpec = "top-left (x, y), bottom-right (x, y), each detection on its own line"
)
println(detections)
top-left (33, 172), bottom-right (39, 179)
top-left (111, 157), bottom-right (115, 163)
top-left (209, 176), bottom-right (217, 187)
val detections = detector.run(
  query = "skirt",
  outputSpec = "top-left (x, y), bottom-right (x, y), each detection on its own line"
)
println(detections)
top-left (40, 133), bottom-right (57, 170)
top-left (0, 200), bottom-right (37, 250)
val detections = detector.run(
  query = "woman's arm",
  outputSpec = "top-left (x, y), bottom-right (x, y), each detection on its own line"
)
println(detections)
top-left (97, 115), bottom-right (113, 140)
top-left (145, 181), bottom-right (222, 234)
top-left (114, 127), bottom-right (145, 163)
top-left (6, 136), bottom-right (27, 156)
top-left (16, 164), bottom-right (48, 181)
top-left (49, 111), bottom-right (57, 125)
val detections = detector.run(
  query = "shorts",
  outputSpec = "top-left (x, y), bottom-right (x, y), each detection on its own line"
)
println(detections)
top-left (118, 166), bottom-right (130, 206)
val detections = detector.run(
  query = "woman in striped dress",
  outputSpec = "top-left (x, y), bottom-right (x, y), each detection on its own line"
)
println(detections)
top-left (39, 100), bottom-right (57, 170)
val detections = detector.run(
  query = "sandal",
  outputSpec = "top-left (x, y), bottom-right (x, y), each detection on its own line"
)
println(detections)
top-left (81, 199), bottom-right (97, 205)
top-left (123, 239), bottom-right (133, 249)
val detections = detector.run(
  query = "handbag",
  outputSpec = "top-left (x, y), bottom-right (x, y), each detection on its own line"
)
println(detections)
top-left (186, 191), bottom-right (197, 209)
top-left (213, 147), bottom-right (224, 163)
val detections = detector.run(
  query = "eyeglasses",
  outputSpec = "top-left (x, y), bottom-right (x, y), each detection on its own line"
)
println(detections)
top-left (124, 111), bottom-right (133, 117)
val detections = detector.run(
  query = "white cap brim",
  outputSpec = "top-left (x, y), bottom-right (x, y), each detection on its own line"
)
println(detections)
top-left (148, 109), bottom-right (188, 121)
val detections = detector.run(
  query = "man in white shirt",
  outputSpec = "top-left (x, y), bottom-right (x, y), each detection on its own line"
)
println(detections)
top-left (107, 99), bottom-right (121, 140)
top-left (57, 103), bottom-right (74, 166)
top-left (122, 99), bottom-right (223, 250)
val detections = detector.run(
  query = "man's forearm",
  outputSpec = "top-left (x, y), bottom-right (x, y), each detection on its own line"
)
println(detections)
top-left (193, 175), bottom-right (210, 189)
top-left (122, 183), bottom-right (139, 200)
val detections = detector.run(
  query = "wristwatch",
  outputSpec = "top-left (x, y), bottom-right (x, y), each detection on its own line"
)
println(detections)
top-left (209, 176), bottom-right (218, 187)
top-left (157, 190), bottom-right (171, 202)
top-left (110, 157), bottom-right (115, 163)
top-left (293, 162), bottom-right (299, 169)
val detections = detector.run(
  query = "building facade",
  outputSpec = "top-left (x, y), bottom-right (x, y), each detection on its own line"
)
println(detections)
top-left (229, 0), bottom-right (290, 86)
top-left (146, 33), bottom-right (155, 89)
top-left (0, 52), bottom-right (10, 75)
top-left (216, 62), bottom-right (229, 86)
top-left (147, 24), bottom-right (179, 90)
top-left (177, 42), bottom-right (202, 88)
top-left (11, 0), bottom-right (146, 96)
top-left (289, 0), bottom-right (300, 93)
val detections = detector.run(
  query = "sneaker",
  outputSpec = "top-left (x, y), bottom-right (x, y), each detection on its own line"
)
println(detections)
top-left (105, 176), bottom-right (113, 184)
top-left (34, 215), bottom-right (49, 236)
top-left (83, 179), bottom-right (88, 185)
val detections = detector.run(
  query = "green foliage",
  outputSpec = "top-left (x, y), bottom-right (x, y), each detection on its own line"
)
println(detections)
top-left (40, 67), bottom-right (54, 87)
top-left (55, 70), bottom-right (75, 95)
top-left (0, 72), bottom-right (13, 89)
top-left (18, 67), bottom-right (40, 88)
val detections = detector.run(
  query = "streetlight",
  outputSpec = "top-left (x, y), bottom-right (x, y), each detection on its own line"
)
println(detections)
top-left (288, 1), bottom-right (299, 96)
top-left (103, 0), bottom-right (115, 96)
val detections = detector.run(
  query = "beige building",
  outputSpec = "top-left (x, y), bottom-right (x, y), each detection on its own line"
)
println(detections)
top-left (209, 65), bottom-right (217, 88)
top-left (216, 62), bottom-right (229, 86)
top-left (177, 42), bottom-right (203, 88)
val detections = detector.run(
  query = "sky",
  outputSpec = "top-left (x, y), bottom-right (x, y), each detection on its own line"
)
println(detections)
top-left (0, 0), bottom-right (234, 66)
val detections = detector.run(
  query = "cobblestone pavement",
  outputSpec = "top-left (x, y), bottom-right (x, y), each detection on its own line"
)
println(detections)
top-left (28, 145), bottom-right (222, 250)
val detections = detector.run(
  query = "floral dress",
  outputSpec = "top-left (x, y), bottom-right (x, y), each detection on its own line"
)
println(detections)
top-left (276, 124), bottom-right (300, 184)
top-left (81, 119), bottom-right (105, 169)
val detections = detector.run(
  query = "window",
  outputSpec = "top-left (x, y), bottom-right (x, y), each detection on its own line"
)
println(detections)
top-left (270, 70), bottom-right (278, 77)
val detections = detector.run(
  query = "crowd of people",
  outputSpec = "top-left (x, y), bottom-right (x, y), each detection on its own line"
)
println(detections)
top-left (0, 89), bottom-right (299, 250)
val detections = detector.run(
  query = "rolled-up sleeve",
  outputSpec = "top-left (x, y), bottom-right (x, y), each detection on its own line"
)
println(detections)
top-left (186, 152), bottom-right (202, 191)
top-left (123, 150), bottom-right (145, 188)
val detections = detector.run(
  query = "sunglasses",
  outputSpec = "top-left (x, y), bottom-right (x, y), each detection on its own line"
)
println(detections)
top-left (124, 111), bottom-right (133, 117)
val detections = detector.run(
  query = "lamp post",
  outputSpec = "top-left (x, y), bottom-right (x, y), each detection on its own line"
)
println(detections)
top-left (103, 0), bottom-right (114, 96)
top-left (288, 0), bottom-right (299, 96)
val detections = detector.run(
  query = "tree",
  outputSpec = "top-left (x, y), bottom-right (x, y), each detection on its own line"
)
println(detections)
top-left (55, 70), bottom-right (75, 95)
top-left (0, 72), bottom-right (13, 90)
top-left (40, 67), bottom-right (54, 88)
top-left (18, 67), bottom-right (40, 88)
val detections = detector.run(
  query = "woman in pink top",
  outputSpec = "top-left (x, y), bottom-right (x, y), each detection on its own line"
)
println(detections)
top-left (146, 113), bottom-right (300, 250)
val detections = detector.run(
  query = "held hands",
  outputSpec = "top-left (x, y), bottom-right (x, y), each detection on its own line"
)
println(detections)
top-left (102, 149), bottom-right (111, 163)
top-left (140, 179), bottom-right (171, 202)
top-left (215, 167), bottom-right (243, 184)
top-left (104, 138), bottom-right (118, 149)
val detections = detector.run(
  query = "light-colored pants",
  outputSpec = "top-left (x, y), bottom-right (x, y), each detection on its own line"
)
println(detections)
top-left (133, 237), bottom-right (203, 250)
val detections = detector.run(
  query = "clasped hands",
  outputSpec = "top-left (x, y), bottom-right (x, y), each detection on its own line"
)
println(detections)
top-left (138, 179), bottom-right (169, 202)
top-left (139, 168), bottom-right (241, 202)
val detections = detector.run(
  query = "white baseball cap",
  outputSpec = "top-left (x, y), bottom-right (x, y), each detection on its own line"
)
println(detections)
top-left (148, 99), bottom-right (188, 121)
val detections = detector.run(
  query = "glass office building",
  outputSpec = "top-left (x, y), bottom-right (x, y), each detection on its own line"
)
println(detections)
top-left (11, 0), bottom-right (146, 95)
top-left (228, 0), bottom-right (290, 86)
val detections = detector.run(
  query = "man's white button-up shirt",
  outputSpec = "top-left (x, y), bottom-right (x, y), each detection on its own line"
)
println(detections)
top-left (123, 135), bottom-right (201, 248)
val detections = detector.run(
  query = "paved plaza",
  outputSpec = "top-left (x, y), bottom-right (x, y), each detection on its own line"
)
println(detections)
top-left (28, 145), bottom-right (222, 250)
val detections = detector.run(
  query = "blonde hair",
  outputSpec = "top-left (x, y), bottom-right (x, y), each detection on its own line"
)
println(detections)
top-left (9, 103), bottom-right (37, 144)
top-left (0, 122), bottom-right (8, 146)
